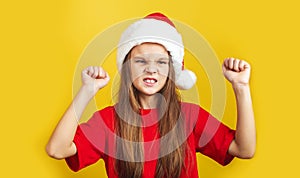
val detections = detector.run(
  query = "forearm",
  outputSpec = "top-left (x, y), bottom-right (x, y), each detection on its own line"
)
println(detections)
top-left (229, 84), bottom-right (256, 158)
top-left (46, 86), bottom-right (93, 159)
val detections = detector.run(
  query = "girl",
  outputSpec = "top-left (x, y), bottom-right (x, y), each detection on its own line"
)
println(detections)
top-left (46, 13), bottom-right (256, 178)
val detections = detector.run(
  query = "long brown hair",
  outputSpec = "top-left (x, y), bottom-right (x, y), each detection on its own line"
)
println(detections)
top-left (115, 49), bottom-right (189, 178)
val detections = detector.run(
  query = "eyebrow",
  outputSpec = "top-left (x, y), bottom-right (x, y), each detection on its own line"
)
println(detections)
top-left (157, 57), bottom-right (170, 61)
top-left (132, 56), bottom-right (170, 60)
top-left (132, 56), bottom-right (145, 60)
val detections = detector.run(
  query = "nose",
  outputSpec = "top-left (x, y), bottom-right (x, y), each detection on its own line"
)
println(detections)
top-left (145, 62), bottom-right (158, 74)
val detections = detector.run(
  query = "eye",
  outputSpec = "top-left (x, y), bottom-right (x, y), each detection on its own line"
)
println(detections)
top-left (158, 61), bottom-right (166, 64)
top-left (134, 59), bottom-right (146, 64)
top-left (157, 60), bottom-right (169, 65)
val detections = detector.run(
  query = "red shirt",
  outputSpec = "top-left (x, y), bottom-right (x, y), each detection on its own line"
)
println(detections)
top-left (65, 102), bottom-right (235, 177)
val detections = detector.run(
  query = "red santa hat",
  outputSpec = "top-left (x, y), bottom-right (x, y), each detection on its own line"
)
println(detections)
top-left (117, 12), bottom-right (196, 90)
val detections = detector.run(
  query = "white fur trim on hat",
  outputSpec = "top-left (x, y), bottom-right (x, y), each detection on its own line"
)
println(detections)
top-left (117, 14), bottom-right (196, 90)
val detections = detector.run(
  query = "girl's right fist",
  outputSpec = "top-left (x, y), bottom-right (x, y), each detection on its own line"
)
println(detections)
top-left (81, 66), bottom-right (110, 95)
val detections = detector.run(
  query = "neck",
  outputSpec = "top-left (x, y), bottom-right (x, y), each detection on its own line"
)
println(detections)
top-left (138, 93), bottom-right (161, 109)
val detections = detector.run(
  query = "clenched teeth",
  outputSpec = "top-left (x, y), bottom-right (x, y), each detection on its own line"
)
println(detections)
top-left (144, 79), bottom-right (157, 83)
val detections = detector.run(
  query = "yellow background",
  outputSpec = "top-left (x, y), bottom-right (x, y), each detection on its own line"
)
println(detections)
top-left (1, 0), bottom-right (299, 177)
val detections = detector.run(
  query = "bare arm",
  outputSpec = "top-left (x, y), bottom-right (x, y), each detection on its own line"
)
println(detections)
top-left (222, 57), bottom-right (256, 159)
top-left (46, 66), bottom-right (110, 159)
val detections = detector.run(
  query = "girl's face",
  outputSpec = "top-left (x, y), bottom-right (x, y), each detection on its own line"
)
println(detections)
top-left (129, 43), bottom-right (170, 96)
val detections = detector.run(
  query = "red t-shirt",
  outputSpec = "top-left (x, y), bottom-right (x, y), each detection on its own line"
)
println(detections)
top-left (65, 102), bottom-right (235, 177)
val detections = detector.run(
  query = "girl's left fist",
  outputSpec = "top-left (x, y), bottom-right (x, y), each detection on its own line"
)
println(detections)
top-left (222, 57), bottom-right (251, 86)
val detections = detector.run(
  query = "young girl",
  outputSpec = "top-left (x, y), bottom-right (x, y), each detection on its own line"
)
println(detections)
top-left (46, 13), bottom-right (256, 178)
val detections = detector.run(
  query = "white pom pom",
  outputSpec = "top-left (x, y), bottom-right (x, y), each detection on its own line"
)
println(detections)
top-left (175, 70), bottom-right (197, 90)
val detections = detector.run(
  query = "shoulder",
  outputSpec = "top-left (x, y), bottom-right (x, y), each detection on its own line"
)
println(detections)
top-left (97, 105), bottom-right (115, 115)
top-left (180, 102), bottom-right (199, 108)
top-left (90, 105), bottom-right (116, 129)
top-left (180, 102), bottom-right (211, 124)
top-left (180, 102), bottom-right (203, 113)
top-left (180, 102), bottom-right (210, 114)
top-left (180, 102), bottom-right (201, 122)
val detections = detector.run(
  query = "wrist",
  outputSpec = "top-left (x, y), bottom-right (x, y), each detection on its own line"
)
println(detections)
top-left (79, 85), bottom-right (97, 100)
top-left (232, 83), bottom-right (251, 101)
top-left (232, 82), bottom-right (250, 90)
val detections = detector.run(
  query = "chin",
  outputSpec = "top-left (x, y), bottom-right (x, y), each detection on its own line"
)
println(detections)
top-left (138, 88), bottom-right (160, 96)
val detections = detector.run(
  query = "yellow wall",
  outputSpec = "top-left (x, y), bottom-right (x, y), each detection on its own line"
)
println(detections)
top-left (1, 0), bottom-right (300, 177)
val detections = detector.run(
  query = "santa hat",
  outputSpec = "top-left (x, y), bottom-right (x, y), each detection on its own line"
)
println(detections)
top-left (117, 12), bottom-right (196, 90)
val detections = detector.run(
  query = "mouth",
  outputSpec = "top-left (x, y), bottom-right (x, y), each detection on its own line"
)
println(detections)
top-left (143, 78), bottom-right (158, 86)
